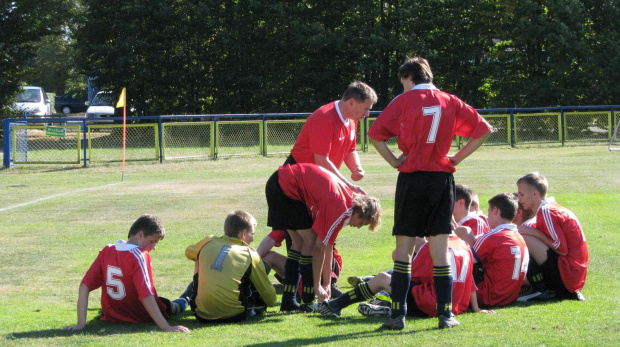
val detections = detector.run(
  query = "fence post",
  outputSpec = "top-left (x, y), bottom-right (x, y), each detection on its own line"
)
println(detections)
top-left (262, 115), bottom-right (267, 156)
top-left (213, 117), bottom-right (218, 160)
top-left (82, 120), bottom-right (88, 167)
top-left (158, 118), bottom-right (164, 163)
top-left (560, 107), bottom-right (565, 146)
top-left (510, 110), bottom-right (516, 148)
top-left (2, 119), bottom-right (11, 168)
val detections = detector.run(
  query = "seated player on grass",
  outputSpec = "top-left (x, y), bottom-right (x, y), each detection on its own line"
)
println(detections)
top-left (184, 210), bottom-right (277, 323)
top-left (453, 184), bottom-right (490, 240)
top-left (311, 233), bottom-right (494, 318)
top-left (469, 193), bottom-right (529, 307)
top-left (63, 214), bottom-right (190, 333)
top-left (256, 229), bottom-right (345, 298)
top-left (516, 172), bottom-right (588, 302)
top-left (470, 191), bottom-right (489, 226)
top-left (265, 163), bottom-right (381, 312)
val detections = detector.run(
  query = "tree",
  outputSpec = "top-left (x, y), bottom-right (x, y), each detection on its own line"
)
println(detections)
top-left (0, 0), bottom-right (71, 116)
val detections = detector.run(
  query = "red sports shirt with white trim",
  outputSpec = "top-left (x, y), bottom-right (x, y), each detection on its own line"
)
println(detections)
top-left (82, 240), bottom-right (168, 323)
top-left (536, 200), bottom-right (588, 292)
top-left (368, 84), bottom-right (492, 173)
top-left (410, 235), bottom-right (476, 316)
top-left (290, 101), bottom-right (358, 168)
top-left (473, 224), bottom-right (529, 307)
top-left (278, 163), bottom-right (354, 245)
top-left (459, 214), bottom-right (490, 237)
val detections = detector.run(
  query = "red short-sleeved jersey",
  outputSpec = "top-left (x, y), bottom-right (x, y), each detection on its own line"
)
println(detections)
top-left (410, 235), bottom-right (476, 316)
top-left (459, 214), bottom-right (490, 237)
top-left (536, 200), bottom-right (588, 292)
top-left (278, 163), bottom-right (354, 245)
top-left (82, 240), bottom-right (168, 323)
top-left (473, 224), bottom-right (528, 307)
top-left (367, 84), bottom-right (492, 173)
top-left (290, 101), bottom-right (358, 168)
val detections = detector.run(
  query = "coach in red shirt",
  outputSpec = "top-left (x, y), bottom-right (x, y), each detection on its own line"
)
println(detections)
top-left (368, 56), bottom-right (493, 330)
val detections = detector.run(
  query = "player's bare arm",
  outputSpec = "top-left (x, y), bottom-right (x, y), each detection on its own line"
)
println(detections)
top-left (142, 295), bottom-right (190, 333)
top-left (314, 153), bottom-right (367, 194)
top-left (62, 283), bottom-right (90, 331)
top-left (470, 291), bottom-right (496, 314)
top-left (344, 151), bottom-right (365, 181)
top-left (369, 137), bottom-right (407, 168)
top-left (448, 129), bottom-right (492, 166)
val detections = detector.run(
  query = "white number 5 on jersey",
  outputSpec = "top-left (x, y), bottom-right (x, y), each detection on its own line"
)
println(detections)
top-left (106, 265), bottom-right (126, 300)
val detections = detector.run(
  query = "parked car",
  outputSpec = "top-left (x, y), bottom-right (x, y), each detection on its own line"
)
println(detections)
top-left (13, 86), bottom-right (53, 118)
top-left (85, 91), bottom-right (115, 120)
top-left (54, 90), bottom-right (89, 114)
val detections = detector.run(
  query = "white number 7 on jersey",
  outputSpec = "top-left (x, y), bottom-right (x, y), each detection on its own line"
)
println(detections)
top-left (423, 105), bottom-right (442, 143)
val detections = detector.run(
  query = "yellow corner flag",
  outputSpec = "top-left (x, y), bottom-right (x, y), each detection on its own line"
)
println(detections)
top-left (116, 88), bottom-right (126, 108)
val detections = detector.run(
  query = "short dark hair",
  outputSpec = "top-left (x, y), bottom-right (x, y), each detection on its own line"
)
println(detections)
top-left (517, 172), bottom-right (548, 198)
top-left (352, 194), bottom-right (382, 232)
top-left (128, 214), bottom-right (165, 239)
top-left (224, 210), bottom-right (256, 238)
top-left (341, 81), bottom-right (378, 104)
top-left (455, 184), bottom-right (473, 210)
top-left (398, 56), bottom-right (433, 84)
top-left (488, 193), bottom-right (518, 221)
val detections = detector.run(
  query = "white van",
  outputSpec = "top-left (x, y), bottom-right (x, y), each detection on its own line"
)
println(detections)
top-left (13, 86), bottom-right (53, 119)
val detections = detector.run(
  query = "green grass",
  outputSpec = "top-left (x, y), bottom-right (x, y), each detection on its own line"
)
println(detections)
top-left (1, 146), bottom-right (619, 346)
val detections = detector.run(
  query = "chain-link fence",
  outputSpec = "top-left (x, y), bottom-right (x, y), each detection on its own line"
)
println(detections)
top-left (3, 106), bottom-right (619, 168)
top-left (88, 124), bottom-right (159, 163)
top-left (163, 122), bottom-right (213, 160)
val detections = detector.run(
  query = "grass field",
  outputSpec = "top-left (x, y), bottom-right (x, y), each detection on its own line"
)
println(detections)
top-left (1, 146), bottom-right (619, 346)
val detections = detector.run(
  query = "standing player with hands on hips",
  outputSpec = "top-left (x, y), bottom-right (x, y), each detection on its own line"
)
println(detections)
top-left (368, 56), bottom-right (493, 330)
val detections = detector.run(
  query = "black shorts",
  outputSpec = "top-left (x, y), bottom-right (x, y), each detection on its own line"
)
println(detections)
top-left (540, 249), bottom-right (571, 297)
top-left (393, 171), bottom-right (455, 238)
top-left (406, 282), bottom-right (426, 317)
top-left (283, 154), bottom-right (297, 166)
top-left (265, 170), bottom-right (313, 231)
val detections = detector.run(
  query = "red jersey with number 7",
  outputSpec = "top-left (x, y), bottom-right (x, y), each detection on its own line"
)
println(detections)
top-left (82, 240), bottom-right (168, 323)
top-left (368, 84), bottom-right (492, 173)
top-left (410, 235), bottom-right (476, 316)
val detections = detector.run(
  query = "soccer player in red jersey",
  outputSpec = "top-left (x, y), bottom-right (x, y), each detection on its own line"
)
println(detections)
top-left (265, 163), bottom-right (382, 311)
top-left (63, 215), bottom-right (189, 333)
top-left (285, 81), bottom-right (377, 194)
top-left (516, 172), bottom-right (588, 301)
top-left (311, 233), bottom-right (492, 318)
top-left (472, 193), bottom-right (529, 307)
top-left (453, 184), bottom-right (490, 242)
top-left (368, 56), bottom-right (493, 330)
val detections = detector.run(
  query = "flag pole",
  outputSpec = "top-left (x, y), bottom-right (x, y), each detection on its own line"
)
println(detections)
top-left (116, 88), bottom-right (127, 182)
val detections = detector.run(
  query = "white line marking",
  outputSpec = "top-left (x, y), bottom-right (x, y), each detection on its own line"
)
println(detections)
top-left (0, 182), bottom-right (122, 213)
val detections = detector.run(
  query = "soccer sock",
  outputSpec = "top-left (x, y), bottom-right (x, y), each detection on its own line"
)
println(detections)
top-left (526, 258), bottom-right (548, 292)
top-left (332, 282), bottom-right (375, 309)
top-left (281, 249), bottom-right (301, 306)
top-left (171, 297), bottom-right (188, 315)
top-left (299, 254), bottom-right (315, 303)
top-left (434, 265), bottom-right (453, 317)
top-left (390, 260), bottom-right (411, 318)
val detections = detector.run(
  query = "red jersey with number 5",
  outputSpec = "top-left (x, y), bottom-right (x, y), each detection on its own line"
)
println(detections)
top-left (82, 240), bottom-right (168, 323)
top-left (410, 235), bottom-right (476, 316)
top-left (368, 84), bottom-right (492, 173)
top-left (473, 224), bottom-right (528, 307)
top-left (536, 200), bottom-right (588, 292)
